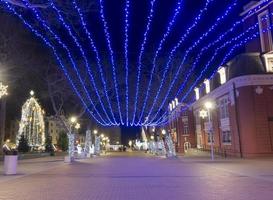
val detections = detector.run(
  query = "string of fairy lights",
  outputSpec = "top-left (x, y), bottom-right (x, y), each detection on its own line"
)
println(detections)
top-left (1, 0), bottom-right (271, 126)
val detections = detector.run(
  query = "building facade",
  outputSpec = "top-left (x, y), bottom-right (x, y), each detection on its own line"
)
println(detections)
top-left (45, 116), bottom-right (66, 145)
top-left (168, 0), bottom-right (273, 157)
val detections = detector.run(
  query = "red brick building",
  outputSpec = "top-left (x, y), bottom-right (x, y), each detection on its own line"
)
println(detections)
top-left (168, 0), bottom-right (273, 157)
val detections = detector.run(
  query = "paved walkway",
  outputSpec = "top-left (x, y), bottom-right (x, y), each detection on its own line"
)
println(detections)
top-left (0, 152), bottom-right (273, 200)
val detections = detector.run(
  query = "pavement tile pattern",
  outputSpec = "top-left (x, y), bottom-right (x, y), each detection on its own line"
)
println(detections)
top-left (0, 152), bottom-right (273, 200)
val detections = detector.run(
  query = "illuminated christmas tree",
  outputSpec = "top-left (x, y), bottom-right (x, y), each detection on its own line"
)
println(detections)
top-left (17, 90), bottom-right (45, 149)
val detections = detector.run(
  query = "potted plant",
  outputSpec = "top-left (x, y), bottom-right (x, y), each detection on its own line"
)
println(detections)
top-left (3, 144), bottom-right (18, 175)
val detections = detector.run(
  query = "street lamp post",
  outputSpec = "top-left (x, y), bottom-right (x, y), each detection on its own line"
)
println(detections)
top-left (200, 101), bottom-right (214, 161)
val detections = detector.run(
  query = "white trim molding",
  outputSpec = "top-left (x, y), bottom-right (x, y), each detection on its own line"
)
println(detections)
top-left (192, 74), bottom-right (273, 109)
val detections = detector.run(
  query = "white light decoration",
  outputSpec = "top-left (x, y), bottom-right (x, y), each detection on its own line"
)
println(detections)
top-left (175, 98), bottom-right (178, 106)
top-left (94, 135), bottom-right (101, 155)
top-left (199, 109), bottom-right (208, 119)
top-left (172, 100), bottom-right (176, 109)
top-left (68, 133), bottom-right (75, 159)
top-left (75, 123), bottom-right (80, 129)
top-left (84, 130), bottom-right (92, 157)
top-left (217, 67), bottom-right (226, 84)
top-left (0, 82), bottom-right (8, 99)
top-left (17, 90), bottom-right (45, 148)
top-left (194, 87), bottom-right (200, 100)
top-left (204, 79), bottom-right (210, 94)
top-left (165, 132), bottom-right (176, 157)
top-left (169, 103), bottom-right (173, 111)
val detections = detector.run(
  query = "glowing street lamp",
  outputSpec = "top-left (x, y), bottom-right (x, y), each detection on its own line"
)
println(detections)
top-left (150, 135), bottom-right (154, 140)
top-left (100, 133), bottom-right (104, 138)
top-left (200, 100), bottom-right (215, 161)
top-left (204, 101), bottom-right (214, 110)
top-left (70, 116), bottom-right (77, 124)
top-left (162, 129), bottom-right (166, 135)
top-left (93, 129), bottom-right (98, 135)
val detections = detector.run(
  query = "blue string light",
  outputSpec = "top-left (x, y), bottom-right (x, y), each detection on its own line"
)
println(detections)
top-left (137, 0), bottom-right (184, 126)
top-left (150, 0), bottom-right (273, 126)
top-left (19, 0), bottom-right (110, 125)
top-left (72, 0), bottom-right (118, 125)
top-left (99, 0), bottom-right (124, 125)
top-left (131, 0), bottom-right (157, 126)
top-left (144, 0), bottom-right (213, 125)
top-left (176, 23), bottom-right (258, 97)
top-left (164, 22), bottom-right (273, 126)
top-left (0, 1), bottom-right (107, 125)
top-left (50, 0), bottom-right (114, 125)
top-left (3, 0), bottom-right (271, 127)
top-left (124, 0), bottom-right (130, 126)
top-left (180, 30), bottom-right (264, 103)
top-left (147, 0), bottom-right (238, 125)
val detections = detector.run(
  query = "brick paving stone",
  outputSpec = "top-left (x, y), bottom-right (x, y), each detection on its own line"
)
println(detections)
top-left (0, 152), bottom-right (273, 200)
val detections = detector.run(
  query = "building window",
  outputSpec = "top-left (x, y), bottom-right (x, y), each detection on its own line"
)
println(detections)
top-left (218, 97), bottom-right (229, 119)
top-left (217, 67), bottom-right (226, 84)
top-left (258, 10), bottom-right (273, 52)
top-left (207, 133), bottom-right (214, 143)
top-left (222, 130), bottom-right (231, 144)
top-left (204, 79), bottom-right (210, 94)
top-left (183, 124), bottom-right (189, 135)
top-left (194, 87), bottom-right (200, 100)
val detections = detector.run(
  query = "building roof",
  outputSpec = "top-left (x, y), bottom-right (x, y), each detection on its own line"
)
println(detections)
top-left (226, 53), bottom-right (266, 80)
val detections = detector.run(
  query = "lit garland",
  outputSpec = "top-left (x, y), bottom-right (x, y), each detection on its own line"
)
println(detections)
top-left (50, 0), bottom-right (114, 125)
top-left (144, 0), bottom-right (213, 125)
top-left (149, 0), bottom-right (273, 125)
top-left (124, 0), bottom-right (130, 126)
top-left (176, 22), bottom-right (259, 98)
top-left (99, 0), bottom-right (123, 125)
top-left (72, 0), bottom-right (118, 125)
top-left (1, 0), bottom-right (270, 127)
top-left (147, 0), bottom-right (239, 125)
top-left (181, 28), bottom-right (270, 102)
top-left (132, 0), bottom-right (157, 126)
top-left (137, 0), bottom-right (184, 125)
top-left (20, 0), bottom-right (109, 125)
top-left (1, 1), bottom-right (106, 125)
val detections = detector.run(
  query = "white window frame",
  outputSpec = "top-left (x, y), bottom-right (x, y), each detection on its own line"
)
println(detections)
top-left (258, 10), bottom-right (273, 52)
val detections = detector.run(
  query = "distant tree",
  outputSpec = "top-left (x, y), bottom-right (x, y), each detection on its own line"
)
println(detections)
top-left (17, 135), bottom-right (30, 153)
top-left (57, 132), bottom-right (68, 152)
top-left (45, 136), bottom-right (54, 155)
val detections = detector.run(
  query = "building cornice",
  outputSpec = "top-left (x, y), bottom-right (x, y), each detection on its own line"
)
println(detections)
top-left (240, 0), bottom-right (273, 19)
top-left (192, 74), bottom-right (273, 110)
